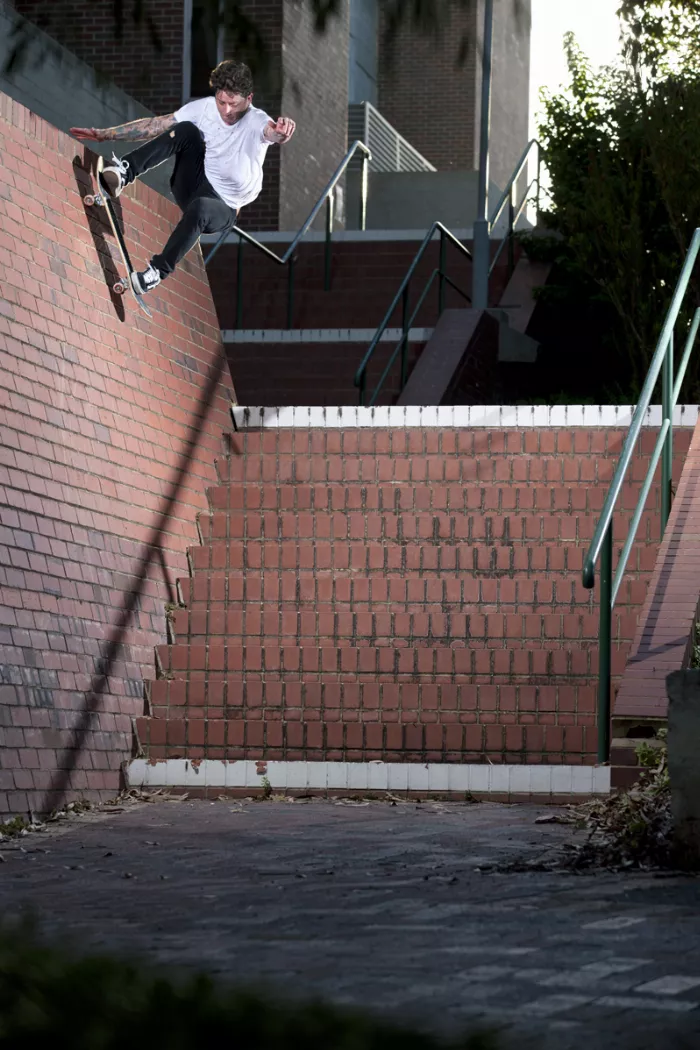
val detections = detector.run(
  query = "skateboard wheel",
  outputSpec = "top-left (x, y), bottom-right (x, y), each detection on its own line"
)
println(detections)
top-left (113, 280), bottom-right (126, 296)
top-left (84, 194), bottom-right (96, 207)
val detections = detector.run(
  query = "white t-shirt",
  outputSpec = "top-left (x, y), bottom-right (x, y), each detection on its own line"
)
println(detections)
top-left (173, 97), bottom-right (271, 210)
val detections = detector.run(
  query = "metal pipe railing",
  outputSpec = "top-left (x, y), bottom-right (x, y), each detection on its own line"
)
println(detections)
top-left (489, 138), bottom-right (541, 233)
top-left (487, 140), bottom-right (542, 288)
top-left (583, 228), bottom-right (700, 590)
top-left (353, 223), bottom-right (472, 405)
top-left (203, 139), bottom-right (371, 328)
top-left (582, 227), bottom-right (700, 763)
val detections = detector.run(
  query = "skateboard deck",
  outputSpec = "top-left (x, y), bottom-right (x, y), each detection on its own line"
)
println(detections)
top-left (84, 156), bottom-right (152, 318)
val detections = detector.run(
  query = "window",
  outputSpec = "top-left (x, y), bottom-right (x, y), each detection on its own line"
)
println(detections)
top-left (182, 0), bottom-right (225, 103)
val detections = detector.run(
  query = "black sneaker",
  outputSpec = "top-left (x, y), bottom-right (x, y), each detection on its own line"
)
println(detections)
top-left (131, 264), bottom-right (161, 296)
top-left (100, 153), bottom-right (130, 198)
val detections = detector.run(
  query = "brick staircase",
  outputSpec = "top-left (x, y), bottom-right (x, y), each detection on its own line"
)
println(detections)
top-left (207, 234), bottom-right (516, 406)
top-left (130, 410), bottom-right (694, 799)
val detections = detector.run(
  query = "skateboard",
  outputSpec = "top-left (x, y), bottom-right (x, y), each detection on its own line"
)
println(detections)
top-left (84, 155), bottom-right (152, 318)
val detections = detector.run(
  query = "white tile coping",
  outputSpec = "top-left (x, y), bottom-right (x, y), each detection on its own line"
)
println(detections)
top-left (202, 228), bottom-right (475, 245)
top-left (230, 405), bottom-right (700, 430)
top-left (223, 328), bottom-right (433, 344)
top-left (128, 758), bottom-right (610, 796)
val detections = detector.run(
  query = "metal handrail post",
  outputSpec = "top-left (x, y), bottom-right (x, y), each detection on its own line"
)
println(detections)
top-left (324, 193), bottom-right (334, 292)
top-left (507, 185), bottom-right (515, 278)
top-left (597, 524), bottom-right (613, 764)
top-left (235, 233), bottom-right (243, 330)
top-left (438, 229), bottom-right (446, 314)
top-left (662, 331), bottom-right (674, 530)
top-left (287, 254), bottom-right (295, 330)
top-left (535, 146), bottom-right (542, 220)
top-left (360, 153), bottom-right (368, 231)
top-left (401, 284), bottom-right (410, 387)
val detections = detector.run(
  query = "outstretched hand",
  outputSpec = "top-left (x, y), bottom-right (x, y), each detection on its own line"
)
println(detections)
top-left (265, 117), bottom-right (296, 144)
top-left (70, 127), bottom-right (108, 142)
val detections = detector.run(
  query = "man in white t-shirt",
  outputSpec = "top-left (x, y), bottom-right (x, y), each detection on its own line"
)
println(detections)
top-left (70, 60), bottom-right (295, 297)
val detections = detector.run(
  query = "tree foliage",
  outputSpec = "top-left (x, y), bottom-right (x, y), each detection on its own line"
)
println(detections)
top-left (0, 924), bottom-right (499, 1050)
top-left (537, 2), bottom-right (700, 398)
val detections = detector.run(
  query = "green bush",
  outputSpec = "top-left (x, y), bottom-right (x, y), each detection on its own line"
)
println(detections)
top-left (0, 928), bottom-right (497, 1049)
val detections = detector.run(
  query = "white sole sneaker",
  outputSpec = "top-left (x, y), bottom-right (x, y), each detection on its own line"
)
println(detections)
top-left (100, 168), bottom-right (124, 198)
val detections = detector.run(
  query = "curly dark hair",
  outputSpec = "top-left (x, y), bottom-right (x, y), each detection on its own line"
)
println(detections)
top-left (210, 60), bottom-right (254, 97)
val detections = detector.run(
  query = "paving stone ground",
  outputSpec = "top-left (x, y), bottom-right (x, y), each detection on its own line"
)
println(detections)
top-left (2, 797), bottom-right (700, 1049)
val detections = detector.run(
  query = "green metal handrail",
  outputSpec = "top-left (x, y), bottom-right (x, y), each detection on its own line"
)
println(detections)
top-left (354, 140), bottom-right (543, 406)
top-left (203, 139), bottom-right (371, 329)
top-left (353, 223), bottom-right (472, 406)
top-left (488, 138), bottom-right (542, 280)
top-left (582, 227), bottom-right (700, 764)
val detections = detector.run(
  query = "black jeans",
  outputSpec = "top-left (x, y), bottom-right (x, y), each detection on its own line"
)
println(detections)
top-left (123, 121), bottom-right (236, 278)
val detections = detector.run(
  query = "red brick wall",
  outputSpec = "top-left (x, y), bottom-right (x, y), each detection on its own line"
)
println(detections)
top-left (14, 0), bottom-right (185, 115)
top-left (207, 237), bottom-right (512, 330)
top-left (0, 93), bottom-right (234, 817)
top-left (377, 3), bottom-right (479, 171)
top-left (228, 340), bottom-right (425, 406)
top-left (376, 0), bottom-right (532, 186)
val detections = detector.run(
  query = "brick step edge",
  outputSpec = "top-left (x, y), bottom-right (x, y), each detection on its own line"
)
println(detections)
top-left (127, 755), bottom-right (610, 798)
top-left (135, 715), bottom-right (595, 755)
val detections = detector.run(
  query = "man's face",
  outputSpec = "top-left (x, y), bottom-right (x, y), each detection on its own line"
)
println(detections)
top-left (215, 90), bottom-right (252, 125)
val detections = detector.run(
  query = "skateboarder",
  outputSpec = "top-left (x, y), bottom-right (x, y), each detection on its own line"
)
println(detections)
top-left (70, 59), bottom-right (295, 297)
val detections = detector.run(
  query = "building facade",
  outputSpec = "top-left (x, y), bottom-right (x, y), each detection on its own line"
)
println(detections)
top-left (11, 0), bottom-right (531, 229)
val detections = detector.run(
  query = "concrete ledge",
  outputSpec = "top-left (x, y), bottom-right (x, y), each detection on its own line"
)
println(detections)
top-left (128, 758), bottom-right (610, 797)
top-left (202, 229), bottom-right (476, 244)
top-left (223, 328), bottom-right (433, 344)
top-left (230, 405), bottom-right (700, 429)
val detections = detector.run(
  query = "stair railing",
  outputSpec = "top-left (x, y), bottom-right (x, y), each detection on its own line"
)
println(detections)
top-left (488, 138), bottom-right (542, 285)
top-left (353, 139), bottom-right (543, 406)
top-left (582, 228), bottom-right (700, 763)
top-left (203, 139), bottom-right (371, 329)
top-left (353, 223), bottom-right (472, 406)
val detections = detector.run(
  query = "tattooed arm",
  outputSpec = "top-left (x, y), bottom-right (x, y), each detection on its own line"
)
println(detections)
top-left (70, 114), bottom-right (177, 142)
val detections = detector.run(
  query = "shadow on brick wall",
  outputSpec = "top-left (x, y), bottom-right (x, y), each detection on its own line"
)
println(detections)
top-left (72, 153), bottom-right (126, 322)
top-left (45, 347), bottom-right (229, 809)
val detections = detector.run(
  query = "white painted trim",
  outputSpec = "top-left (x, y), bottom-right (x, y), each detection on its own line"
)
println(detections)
top-left (230, 405), bottom-right (700, 430)
top-left (223, 328), bottom-right (433, 344)
top-left (201, 228), bottom-right (475, 244)
top-left (128, 758), bottom-right (611, 795)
